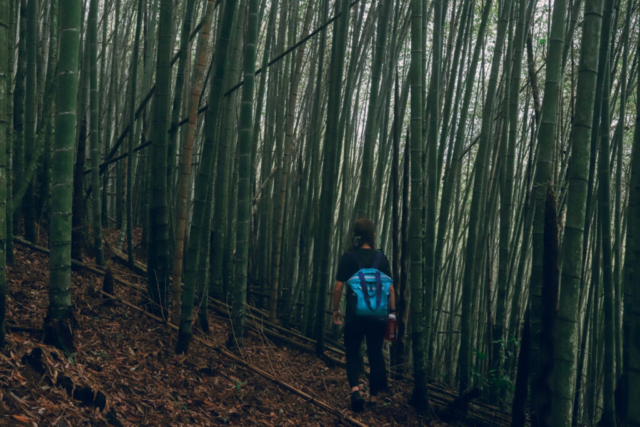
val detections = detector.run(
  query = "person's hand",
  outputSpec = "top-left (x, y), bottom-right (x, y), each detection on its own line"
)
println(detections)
top-left (332, 310), bottom-right (343, 325)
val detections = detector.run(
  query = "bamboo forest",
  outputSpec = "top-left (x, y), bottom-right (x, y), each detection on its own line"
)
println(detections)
top-left (0, 0), bottom-right (639, 424)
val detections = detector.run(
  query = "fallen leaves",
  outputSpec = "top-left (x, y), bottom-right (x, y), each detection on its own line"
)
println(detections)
top-left (11, 414), bottom-right (32, 424)
top-left (2, 230), bottom-right (469, 426)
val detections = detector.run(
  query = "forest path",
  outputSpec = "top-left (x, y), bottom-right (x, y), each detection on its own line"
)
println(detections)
top-left (1, 232), bottom-right (430, 426)
top-left (2, 229), bottom-right (504, 426)
top-left (103, 233), bottom-right (512, 427)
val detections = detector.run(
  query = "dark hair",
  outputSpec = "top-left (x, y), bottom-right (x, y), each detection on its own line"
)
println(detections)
top-left (349, 218), bottom-right (376, 250)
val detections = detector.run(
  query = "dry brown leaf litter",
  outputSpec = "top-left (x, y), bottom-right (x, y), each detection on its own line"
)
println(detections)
top-left (1, 229), bottom-right (501, 426)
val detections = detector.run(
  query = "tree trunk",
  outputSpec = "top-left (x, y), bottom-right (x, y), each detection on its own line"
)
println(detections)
top-left (147, 0), bottom-right (174, 313)
top-left (126, 0), bottom-right (144, 270)
top-left (232, 0), bottom-right (260, 347)
top-left (623, 21), bottom-right (640, 425)
top-left (598, 56), bottom-right (616, 427)
top-left (423, 0), bottom-right (446, 377)
top-left (314, 0), bottom-right (350, 356)
top-left (354, 0), bottom-right (392, 220)
top-left (530, 0), bottom-right (568, 418)
top-left (23, 0), bottom-right (35, 242)
top-left (176, 0), bottom-right (239, 354)
top-left (536, 184), bottom-right (559, 427)
top-left (0, 0), bottom-right (8, 348)
top-left (45, 0), bottom-right (81, 354)
top-left (88, 0), bottom-right (104, 265)
top-left (408, 0), bottom-right (428, 409)
top-left (12, 0), bottom-right (25, 237)
top-left (6, 0), bottom-right (15, 267)
top-left (172, 0), bottom-right (215, 321)
top-left (550, 0), bottom-right (604, 420)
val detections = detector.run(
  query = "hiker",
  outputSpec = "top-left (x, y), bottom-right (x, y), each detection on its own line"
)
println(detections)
top-left (332, 218), bottom-right (396, 412)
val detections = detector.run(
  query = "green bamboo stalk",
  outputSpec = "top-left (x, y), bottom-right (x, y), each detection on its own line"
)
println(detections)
top-left (612, 0), bottom-right (630, 383)
top-left (6, 0), bottom-right (14, 266)
top-left (224, 149), bottom-right (239, 303)
top-left (115, 3), bottom-right (125, 230)
top-left (167, 0), bottom-right (197, 235)
top-left (266, 0), bottom-right (289, 320)
top-left (88, 0), bottom-right (104, 266)
top-left (104, 0), bottom-right (120, 232)
top-left (314, 0), bottom-right (350, 356)
top-left (99, 1), bottom-right (109, 228)
top-left (409, 0), bottom-right (428, 409)
top-left (36, 0), bottom-right (47, 119)
top-left (139, 0), bottom-right (158, 249)
top-left (147, 0), bottom-right (174, 312)
top-left (598, 59), bottom-right (616, 427)
top-left (423, 0), bottom-right (446, 376)
top-left (582, 0), bottom-right (615, 297)
top-left (72, 18), bottom-right (90, 260)
top-left (232, 0), bottom-right (259, 343)
top-left (127, 0), bottom-right (143, 268)
top-left (0, 0), bottom-right (8, 348)
top-left (623, 24), bottom-right (640, 426)
top-left (269, 0), bottom-right (315, 322)
top-left (588, 221), bottom-right (601, 425)
top-left (354, 0), bottom-right (391, 220)
top-left (494, 1), bottom-right (516, 376)
top-left (23, 0), bottom-right (35, 242)
top-left (503, 0), bottom-right (529, 355)
top-left (458, 0), bottom-right (505, 403)
top-left (172, 0), bottom-right (215, 321)
top-left (529, 0), bottom-right (568, 412)
top-left (434, 0), bottom-right (485, 299)
top-left (208, 0), bottom-right (244, 320)
top-left (550, 0), bottom-right (604, 421)
top-left (250, 0), bottom-right (277, 196)
top-left (45, 0), bottom-right (81, 353)
top-left (39, 0), bottom-right (57, 224)
top-left (574, 271), bottom-right (596, 425)
top-left (12, 0), bottom-right (25, 237)
top-left (210, 0), bottom-right (243, 302)
top-left (303, 0), bottom-right (326, 336)
top-left (176, 0), bottom-right (239, 354)
top-left (433, 0), bottom-right (471, 275)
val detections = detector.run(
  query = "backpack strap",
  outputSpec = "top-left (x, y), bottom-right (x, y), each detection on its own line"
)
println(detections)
top-left (375, 270), bottom-right (382, 310)
top-left (347, 251), bottom-right (364, 270)
top-left (356, 270), bottom-right (383, 312)
top-left (357, 271), bottom-right (374, 311)
top-left (372, 251), bottom-right (383, 270)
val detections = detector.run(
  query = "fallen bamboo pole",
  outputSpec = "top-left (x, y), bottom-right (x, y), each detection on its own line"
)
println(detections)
top-left (95, 291), bottom-right (368, 427)
top-left (206, 304), bottom-right (358, 378)
top-left (208, 294), bottom-right (347, 357)
top-left (108, 245), bottom-right (348, 356)
top-left (19, 236), bottom-right (336, 360)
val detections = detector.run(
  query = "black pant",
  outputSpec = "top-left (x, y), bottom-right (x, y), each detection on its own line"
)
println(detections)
top-left (344, 317), bottom-right (387, 396)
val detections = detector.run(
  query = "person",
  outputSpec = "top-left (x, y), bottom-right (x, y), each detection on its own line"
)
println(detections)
top-left (332, 218), bottom-right (396, 412)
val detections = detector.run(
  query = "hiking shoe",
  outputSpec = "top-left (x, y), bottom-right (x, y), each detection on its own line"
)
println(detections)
top-left (366, 401), bottom-right (378, 411)
top-left (351, 391), bottom-right (365, 412)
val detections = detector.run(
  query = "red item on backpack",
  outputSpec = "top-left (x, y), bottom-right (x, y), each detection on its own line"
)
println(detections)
top-left (385, 314), bottom-right (397, 341)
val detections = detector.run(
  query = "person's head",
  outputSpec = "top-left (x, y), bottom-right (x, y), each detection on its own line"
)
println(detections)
top-left (350, 218), bottom-right (376, 250)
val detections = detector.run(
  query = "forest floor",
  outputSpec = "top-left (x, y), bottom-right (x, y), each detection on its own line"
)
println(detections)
top-left (0, 228), bottom-right (512, 426)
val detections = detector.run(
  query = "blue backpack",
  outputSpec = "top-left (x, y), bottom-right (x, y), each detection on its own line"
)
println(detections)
top-left (346, 251), bottom-right (392, 317)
